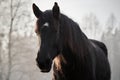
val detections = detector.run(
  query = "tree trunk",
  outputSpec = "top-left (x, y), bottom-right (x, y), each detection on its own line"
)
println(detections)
top-left (0, 41), bottom-right (3, 80)
top-left (6, 0), bottom-right (13, 80)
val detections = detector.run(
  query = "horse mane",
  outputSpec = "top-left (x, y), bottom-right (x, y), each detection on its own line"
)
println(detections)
top-left (59, 13), bottom-right (90, 61)
top-left (53, 12), bottom-right (92, 74)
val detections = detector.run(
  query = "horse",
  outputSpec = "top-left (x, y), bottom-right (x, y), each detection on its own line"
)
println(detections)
top-left (32, 2), bottom-right (111, 80)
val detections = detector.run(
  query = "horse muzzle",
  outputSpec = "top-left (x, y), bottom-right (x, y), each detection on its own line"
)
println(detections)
top-left (36, 58), bottom-right (52, 72)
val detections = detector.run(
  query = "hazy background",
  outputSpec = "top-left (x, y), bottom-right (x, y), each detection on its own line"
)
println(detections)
top-left (0, 0), bottom-right (120, 80)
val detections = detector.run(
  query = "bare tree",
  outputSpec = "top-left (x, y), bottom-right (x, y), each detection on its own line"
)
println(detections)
top-left (6, 0), bottom-right (14, 79)
top-left (82, 13), bottom-right (101, 39)
top-left (101, 13), bottom-right (120, 80)
top-left (0, 35), bottom-right (3, 80)
top-left (106, 13), bottom-right (117, 34)
top-left (0, 0), bottom-right (33, 80)
top-left (7, 0), bottom-right (34, 79)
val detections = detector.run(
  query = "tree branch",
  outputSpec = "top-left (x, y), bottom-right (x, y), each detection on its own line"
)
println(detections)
top-left (12, 0), bottom-right (21, 21)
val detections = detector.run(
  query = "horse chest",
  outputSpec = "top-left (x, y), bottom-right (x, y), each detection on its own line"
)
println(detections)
top-left (53, 56), bottom-right (87, 80)
top-left (53, 56), bottom-right (73, 79)
top-left (53, 64), bottom-right (80, 80)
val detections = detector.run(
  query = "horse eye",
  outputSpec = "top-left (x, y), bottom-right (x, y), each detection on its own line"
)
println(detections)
top-left (42, 22), bottom-right (49, 28)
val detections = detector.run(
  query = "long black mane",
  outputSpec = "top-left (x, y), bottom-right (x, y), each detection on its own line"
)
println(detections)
top-left (59, 12), bottom-right (91, 60)
top-left (53, 11), bottom-right (110, 80)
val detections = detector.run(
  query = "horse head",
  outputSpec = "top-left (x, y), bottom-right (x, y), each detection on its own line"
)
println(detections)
top-left (32, 2), bottom-right (62, 72)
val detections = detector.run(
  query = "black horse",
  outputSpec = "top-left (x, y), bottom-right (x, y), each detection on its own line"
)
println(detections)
top-left (32, 2), bottom-right (111, 80)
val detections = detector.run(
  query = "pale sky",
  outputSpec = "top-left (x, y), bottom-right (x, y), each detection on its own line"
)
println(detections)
top-left (33, 0), bottom-right (120, 25)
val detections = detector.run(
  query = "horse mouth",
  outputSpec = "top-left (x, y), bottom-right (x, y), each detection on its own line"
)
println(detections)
top-left (40, 68), bottom-right (51, 72)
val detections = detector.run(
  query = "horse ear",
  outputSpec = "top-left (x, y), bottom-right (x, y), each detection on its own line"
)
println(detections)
top-left (32, 3), bottom-right (42, 18)
top-left (52, 2), bottom-right (60, 20)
